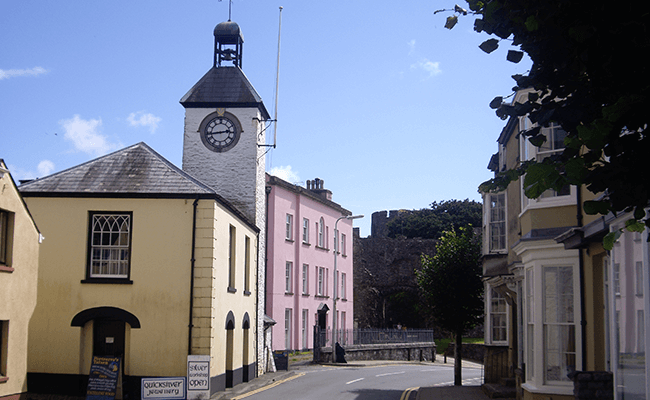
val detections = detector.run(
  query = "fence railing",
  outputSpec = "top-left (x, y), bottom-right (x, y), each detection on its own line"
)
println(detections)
top-left (314, 327), bottom-right (434, 348)
top-left (313, 326), bottom-right (436, 363)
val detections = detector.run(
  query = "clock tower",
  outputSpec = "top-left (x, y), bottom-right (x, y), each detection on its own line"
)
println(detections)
top-left (180, 20), bottom-right (269, 377)
top-left (181, 20), bottom-right (270, 223)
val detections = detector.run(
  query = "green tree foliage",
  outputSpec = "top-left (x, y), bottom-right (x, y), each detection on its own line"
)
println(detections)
top-left (439, 1), bottom-right (650, 239)
top-left (386, 199), bottom-right (482, 239)
top-left (416, 227), bottom-right (483, 385)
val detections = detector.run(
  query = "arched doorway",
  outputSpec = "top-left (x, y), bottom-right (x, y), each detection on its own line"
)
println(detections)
top-left (71, 307), bottom-right (141, 398)
top-left (225, 311), bottom-right (235, 388)
top-left (242, 313), bottom-right (250, 382)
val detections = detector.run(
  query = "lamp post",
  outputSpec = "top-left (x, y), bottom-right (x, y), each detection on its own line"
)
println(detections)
top-left (332, 214), bottom-right (363, 360)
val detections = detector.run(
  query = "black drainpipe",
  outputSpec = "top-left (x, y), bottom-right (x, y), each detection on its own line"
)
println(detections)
top-left (577, 186), bottom-right (587, 371)
top-left (188, 198), bottom-right (199, 355)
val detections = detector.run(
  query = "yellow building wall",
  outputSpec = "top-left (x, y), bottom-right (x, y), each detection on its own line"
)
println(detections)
top-left (520, 205), bottom-right (577, 236)
top-left (25, 197), bottom-right (195, 378)
top-left (0, 168), bottom-right (40, 398)
top-left (24, 194), bottom-right (258, 388)
top-left (193, 201), bottom-right (258, 381)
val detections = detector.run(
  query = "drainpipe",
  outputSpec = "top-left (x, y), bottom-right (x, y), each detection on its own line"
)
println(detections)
top-left (188, 198), bottom-right (199, 355)
top-left (577, 186), bottom-right (587, 371)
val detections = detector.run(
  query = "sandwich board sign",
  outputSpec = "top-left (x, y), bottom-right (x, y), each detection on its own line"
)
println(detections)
top-left (187, 355), bottom-right (210, 400)
top-left (86, 356), bottom-right (120, 400)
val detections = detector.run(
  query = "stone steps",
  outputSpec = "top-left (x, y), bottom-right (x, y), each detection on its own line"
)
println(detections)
top-left (481, 382), bottom-right (516, 399)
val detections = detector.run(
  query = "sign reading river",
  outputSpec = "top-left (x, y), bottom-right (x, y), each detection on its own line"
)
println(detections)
top-left (187, 355), bottom-right (210, 400)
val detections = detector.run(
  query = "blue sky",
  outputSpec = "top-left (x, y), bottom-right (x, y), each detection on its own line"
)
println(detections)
top-left (1, 0), bottom-right (530, 237)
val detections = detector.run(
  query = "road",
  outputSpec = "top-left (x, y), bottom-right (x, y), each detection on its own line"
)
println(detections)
top-left (236, 362), bottom-right (483, 400)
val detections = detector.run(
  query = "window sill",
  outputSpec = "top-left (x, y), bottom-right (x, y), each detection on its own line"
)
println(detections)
top-left (0, 376), bottom-right (9, 384)
top-left (302, 294), bottom-right (310, 297)
top-left (285, 292), bottom-right (294, 296)
top-left (244, 290), bottom-right (251, 296)
top-left (285, 238), bottom-right (294, 243)
top-left (302, 242), bottom-right (311, 247)
top-left (315, 295), bottom-right (329, 299)
top-left (227, 286), bottom-right (237, 293)
top-left (81, 278), bottom-right (133, 284)
top-left (341, 298), bottom-right (347, 302)
top-left (0, 265), bottom-right (14, 273)
top-left (315, 246), bottom-right (330, 252)
top-left (521, 382), bottom-right (573, 396)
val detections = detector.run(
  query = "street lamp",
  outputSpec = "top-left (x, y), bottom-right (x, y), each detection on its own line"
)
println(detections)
top-left (332, 214), bottom-right (363, 360)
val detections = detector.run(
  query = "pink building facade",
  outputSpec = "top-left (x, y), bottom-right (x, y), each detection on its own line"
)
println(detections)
top-left (266, 174), bottom-right (355, 351)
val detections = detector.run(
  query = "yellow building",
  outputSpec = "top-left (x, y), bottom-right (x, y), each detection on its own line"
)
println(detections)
top-left (481, 89), bottom-right (608, 400)
top-left (0, 160), bottom-right (40, 400)
top-left (20, 143), bottom-right (259, 398)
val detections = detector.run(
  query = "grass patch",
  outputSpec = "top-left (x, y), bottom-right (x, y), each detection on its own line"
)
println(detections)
top-left (435, 337), bottom-right (484, 354)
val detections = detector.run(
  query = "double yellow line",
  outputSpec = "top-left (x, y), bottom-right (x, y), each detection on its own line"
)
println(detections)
top-left (232, 373), bottom-right (305, 399)
top-left (400, 386), bottom-right (419, 400)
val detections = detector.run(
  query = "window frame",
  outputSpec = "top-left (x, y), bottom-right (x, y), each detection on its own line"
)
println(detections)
top-left (341, 272), bottom-right (347, 300)
top-left (284, 308), bottom-right (292, 350)
top-left (302, 263), bottom-right (309, 295)
top-left (302, 218), bottom-right (309, 244)
top-left (285, 261), bottom-right (293, 294)
top-left (519, 120), bottom-right (575, 210)
top-left (0, 320), bottom-right (8, 381)
top-left (522, 258), bottom-right (581, 392)
top-left (485, 193), bottom-right (506, 254)
top-left (83, 211), bottom-right (133, 284)
top-left (244, 235), bottom-right (251, 295)
top-left (488, 287), bottom-right (508, 344)
top-left (316, 266), bottom-right (325, 296)
top-left (285, 214), bottom-right (294, 241)
top-left (318, 218), bottom-right (325, 248)
top-left (0, 209), bottom-right (14, 271)
top-left (228, 224), bottom-right (237, 292)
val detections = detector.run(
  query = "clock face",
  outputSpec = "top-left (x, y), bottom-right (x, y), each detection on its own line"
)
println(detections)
top-left (200, 115), bottom-right (241, 152)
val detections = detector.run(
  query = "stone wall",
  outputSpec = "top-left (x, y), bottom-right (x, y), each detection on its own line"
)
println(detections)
top-left (570, 371), bottom-right (613, 400)
top-left (316, 343), bottom-right (436, 364)
top-left (444, 343), bottom-right (486, 363)
top-left (354, 211), bottom-right (437, 329)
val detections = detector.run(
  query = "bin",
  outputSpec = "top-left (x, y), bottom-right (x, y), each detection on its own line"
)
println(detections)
top-left (273, 350), bottom-right (289, 370)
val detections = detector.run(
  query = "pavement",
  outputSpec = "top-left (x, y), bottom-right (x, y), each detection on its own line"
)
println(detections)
top-left (211, 354), bottom-right (492, 400)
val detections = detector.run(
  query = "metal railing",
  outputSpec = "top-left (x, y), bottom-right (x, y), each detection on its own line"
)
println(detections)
top-left (315, 327), bottom-right (434, 348)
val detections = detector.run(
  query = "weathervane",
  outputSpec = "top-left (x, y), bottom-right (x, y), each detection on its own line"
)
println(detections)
top-left (218, 0), bottom-right (234, 21)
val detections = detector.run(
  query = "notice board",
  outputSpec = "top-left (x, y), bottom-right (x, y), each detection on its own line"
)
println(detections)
top-left (86, 356), bottom-right (120, 400)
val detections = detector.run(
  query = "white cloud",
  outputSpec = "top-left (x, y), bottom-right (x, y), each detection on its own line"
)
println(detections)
top-left (60, 114), bottom-right (115, 156)
top-left (268, 165), bottom-right (300, 184)
top-left (0, 66), bottom-right (48, 80)
top-left (410, 59), bottom-right (442, 78)
top-left (127, 111), bottom-right (161, 134)
top-left (37, 160), bottom-right (55, 177)
top-left (407, 39), bottom-right (416, 55)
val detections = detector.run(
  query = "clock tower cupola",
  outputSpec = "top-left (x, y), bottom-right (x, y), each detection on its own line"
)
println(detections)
top-left (180, 20), bottom-right (270, 223)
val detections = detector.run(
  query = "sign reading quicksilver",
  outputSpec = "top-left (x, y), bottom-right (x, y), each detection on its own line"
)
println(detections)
top-left (141, 377), bottom-right (186, 399)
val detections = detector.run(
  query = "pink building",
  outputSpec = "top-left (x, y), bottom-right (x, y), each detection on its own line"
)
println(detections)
top-left (266, 174), bottom-right (356, 351)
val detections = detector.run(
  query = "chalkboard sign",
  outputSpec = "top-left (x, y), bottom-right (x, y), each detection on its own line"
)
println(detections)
top-left (86, 356), bottom-right (120, 400)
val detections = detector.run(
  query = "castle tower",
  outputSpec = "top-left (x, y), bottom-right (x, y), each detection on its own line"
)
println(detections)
top-left (180, 20), bottom-right (269, 377)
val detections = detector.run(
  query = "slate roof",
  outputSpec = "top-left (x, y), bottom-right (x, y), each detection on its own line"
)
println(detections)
top-left (19, 142), bottom-right (216, 197)
top-left (180, 66), bottom-right (270, 120)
